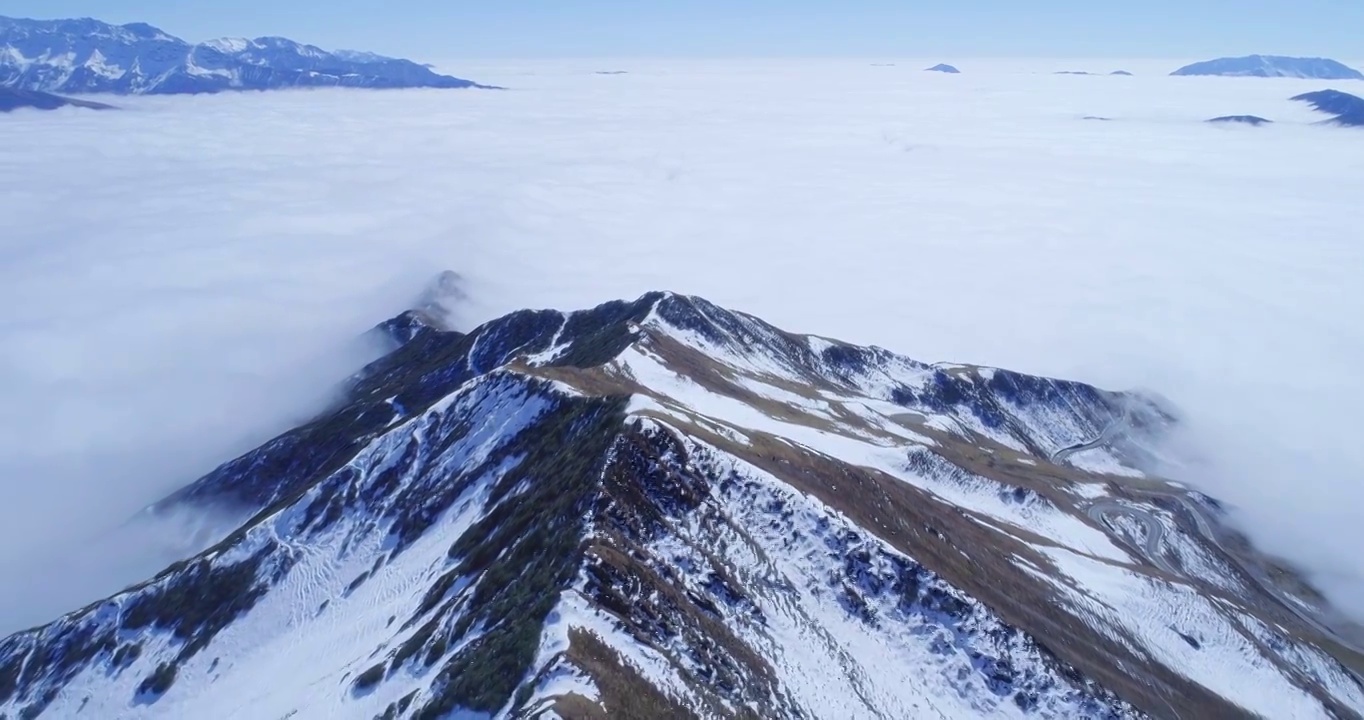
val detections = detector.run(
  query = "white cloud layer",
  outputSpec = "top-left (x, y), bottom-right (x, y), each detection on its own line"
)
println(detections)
top-left (1, 58), bottom-right (1362, 633)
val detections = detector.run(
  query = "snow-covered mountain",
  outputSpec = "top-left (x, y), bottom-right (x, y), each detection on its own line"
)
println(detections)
top-left (3, 278), bottom-right (1362, 719)
top-left (1171, 55), bottom-right (1364, 80)
top-left (0, 15), bottom-right (487, 95)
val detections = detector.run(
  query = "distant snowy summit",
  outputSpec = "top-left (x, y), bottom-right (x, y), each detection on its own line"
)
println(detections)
top-left (0, 15), bottom-right (489, 95)
top-left (1171, 55), bottom-right (1364, 80)
top-left (924, 63), bottom-right (960, 74)
top-left (1291, 89), bottom-right (1364, 126)
top-left (0, 85), bottom-right (114, 111)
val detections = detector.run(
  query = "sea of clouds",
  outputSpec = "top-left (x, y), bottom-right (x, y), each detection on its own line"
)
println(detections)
top-left (1, 58), bottom-right (1361, 633)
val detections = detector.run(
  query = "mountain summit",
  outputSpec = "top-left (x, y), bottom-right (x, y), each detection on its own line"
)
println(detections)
top-left (1171, 55), bottom-right (1364, 80)
top-left (2, 287), bottom-right (1361, 719)
top-left (0, 15), bottom-right (488, 95)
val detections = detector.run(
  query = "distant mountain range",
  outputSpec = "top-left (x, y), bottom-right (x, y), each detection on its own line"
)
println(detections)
top-left (924, 63), bottom-right (960, 74)
top-left (0, 15), bottom-right (489, 95)
top-left (0, 85), bottom-right (114, 111)
top-left (1172, 55), bottom-right (1364, 80)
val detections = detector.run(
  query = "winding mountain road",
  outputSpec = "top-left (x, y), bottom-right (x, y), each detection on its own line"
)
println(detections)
top-left (1052, 413), bottom-right (1364, 670)
top-left (1083, 501), bottom-right (1179, 576)
top-left (1051, 413), bottom-right (1127, 465)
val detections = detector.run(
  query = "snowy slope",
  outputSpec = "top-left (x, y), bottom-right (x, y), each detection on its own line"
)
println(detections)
top-left (0, 15), bottom-right (486, 95)
top-left (2, 289), bottom-right (1361, 719)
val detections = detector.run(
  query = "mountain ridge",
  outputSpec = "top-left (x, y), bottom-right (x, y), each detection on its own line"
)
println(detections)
top-left (2, 286), bottom-right (1361, 719)
top-left (0, 15), bottom-right (490, 95)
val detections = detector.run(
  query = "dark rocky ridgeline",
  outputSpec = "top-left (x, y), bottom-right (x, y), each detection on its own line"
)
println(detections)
top-left (372, 393), bottom-right (627, 718)
top-left (925, 63), bottom-right (960, 74)
top-left (0, 86), bottom-right (114, 112)
top-left (1291, 89), bottom-right (1364, 127)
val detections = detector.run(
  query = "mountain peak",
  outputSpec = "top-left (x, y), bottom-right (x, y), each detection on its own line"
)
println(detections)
top-left (925, 62), bottom-right (961, 74)
top-left (201, 37), bottom-right (251, 54)
top-left (118, 21), bottom-right (173, 41)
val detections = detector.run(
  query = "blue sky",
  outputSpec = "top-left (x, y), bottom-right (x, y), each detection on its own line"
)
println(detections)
top-left (4, 1), bottom-right (1363, 60)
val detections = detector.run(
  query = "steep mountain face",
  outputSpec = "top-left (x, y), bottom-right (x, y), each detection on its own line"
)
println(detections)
top-left (0, 86), bottom-right (113, 111)
top-left (0, 16), bottom-right (486, 95)
top-left (1171, 55), bottom-right (1364, 80)
top-left (2, 288), bottom-right (1363, 719)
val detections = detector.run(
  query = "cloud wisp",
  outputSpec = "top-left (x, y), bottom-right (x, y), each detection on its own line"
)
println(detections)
top-left (1, 59), bottom-right (1361, 631)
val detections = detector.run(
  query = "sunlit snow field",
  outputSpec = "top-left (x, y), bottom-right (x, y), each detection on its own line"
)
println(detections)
top-left (1, 57), bottom-right (1362, 632)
